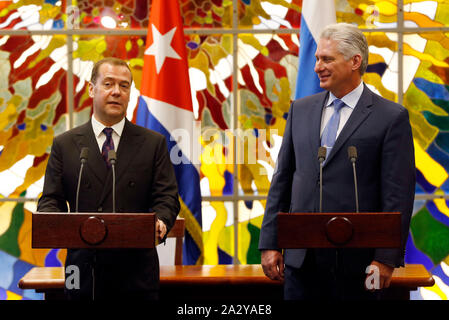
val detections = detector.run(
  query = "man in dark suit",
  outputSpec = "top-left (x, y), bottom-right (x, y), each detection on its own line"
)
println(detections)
top-left (37, 57), bottom-right (180, 300)
top-left (259, 23), bottom-right (415, 300)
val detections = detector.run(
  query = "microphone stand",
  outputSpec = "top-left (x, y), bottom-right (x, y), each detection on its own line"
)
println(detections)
top-left (317, 147), bottom-right (326, 213)
top-left (350, 160), bottom-right (359, 213)
top-left (319, 160), bottom-right (324, 213)
top-left (108, 150), bottom-right (117, 213)
top-left (75, 148), bottom-right (88, 213)
top-left (348, 146), bottom-right (359, 213)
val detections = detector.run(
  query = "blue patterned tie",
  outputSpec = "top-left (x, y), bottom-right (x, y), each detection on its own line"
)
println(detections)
top-left (102, 127), bottom-right (115, 168)
top-left (321, 99), bottom-right (346, 158)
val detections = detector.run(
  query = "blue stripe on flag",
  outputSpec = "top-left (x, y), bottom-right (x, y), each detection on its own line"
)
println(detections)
top-left (136, 97), bottom-right (202, 264)
top-left (294, 16), bottom-right (322, 99)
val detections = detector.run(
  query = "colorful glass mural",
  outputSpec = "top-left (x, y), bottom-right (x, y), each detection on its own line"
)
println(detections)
top-left (0, 0), bottom-right (449, 300)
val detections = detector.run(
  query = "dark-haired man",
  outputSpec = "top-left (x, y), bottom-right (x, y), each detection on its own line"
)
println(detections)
top-left (38, 57), bottom-right (180, 300)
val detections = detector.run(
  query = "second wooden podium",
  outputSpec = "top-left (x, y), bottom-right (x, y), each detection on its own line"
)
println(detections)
top-left (277, 212), bottom-right (401, 248)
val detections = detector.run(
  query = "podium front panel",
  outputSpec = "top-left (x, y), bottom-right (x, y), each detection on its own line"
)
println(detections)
top-left (32, 212), bottom-right (156, 249)
top-left (278, 212), bottom-right (401, 249)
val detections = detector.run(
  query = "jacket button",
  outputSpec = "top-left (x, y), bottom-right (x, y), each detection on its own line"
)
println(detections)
top-left (129, 181), bottom-right (135, 188)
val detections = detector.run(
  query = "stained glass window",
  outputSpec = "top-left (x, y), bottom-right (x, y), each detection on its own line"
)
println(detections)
top-left (0, 0), bottom-right (66, 30)
top-left (405, 0), bottom-right (448, 28)
top-left (238, 0), bottom-right (301, 29)
top-left (237, 32), bottom-right (298, 196)
top-left (202, 200), bottom-right (234, 264)
top-left (1, 0), bottom-right (449, 300)
top-left (336, 0), bottom-right (398, 29)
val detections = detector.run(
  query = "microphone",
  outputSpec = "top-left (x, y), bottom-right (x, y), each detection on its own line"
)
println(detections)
top-left (347, 146), bottom-right (359, 213)
top-left (108, 150), bottom-right (117, 213)
top-left (318, 146), bottom-right (327, 163)
top-left (318, 146), bottom-right (327, 212)
top-left (75, 147), bottom-right (89, 212)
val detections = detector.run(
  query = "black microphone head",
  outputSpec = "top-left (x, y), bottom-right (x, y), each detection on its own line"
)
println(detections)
top-left (348, 146), bottom-right (357, 162)
top-left (108, 150), bottom-right (117, 164)
top-left (80, 147), bottom-right (89, 163)
top-left (318, 146), bottom-right (327, 162)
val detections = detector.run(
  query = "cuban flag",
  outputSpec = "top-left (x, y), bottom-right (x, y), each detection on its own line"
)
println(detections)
top-left (135, 0), bottom-right (203, 265)
top-left (295, 0), bottom-right (336, 99)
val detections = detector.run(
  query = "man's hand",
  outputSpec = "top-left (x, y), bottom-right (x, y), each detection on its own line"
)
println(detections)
top-left (261, 250), bottom-right (284, 281)
top-left (156, 219), bottom-right (167, 241)
top-left (365, 260), bottom-right (394, 291)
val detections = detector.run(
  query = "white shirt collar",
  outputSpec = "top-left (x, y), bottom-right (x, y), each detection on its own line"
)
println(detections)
top-left (326, 81), bottom-right (364, 109)
top-left (91, 115), bottom-right (126, 138)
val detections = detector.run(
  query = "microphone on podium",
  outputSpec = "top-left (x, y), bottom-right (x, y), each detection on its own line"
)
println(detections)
top-left (318, 146), bottom-right (327, 212)
top-left (347, 146), bottom-right (359, 213)
top-left (108, 150), bottom-right (117, 213)
top-left (75, 147), bottom-right (89, 213)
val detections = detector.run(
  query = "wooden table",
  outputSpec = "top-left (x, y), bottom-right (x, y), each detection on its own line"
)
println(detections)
top-left (18, 264), bottom-right (434, 300)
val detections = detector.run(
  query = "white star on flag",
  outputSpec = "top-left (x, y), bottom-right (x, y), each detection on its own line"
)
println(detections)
top-left (145, 24), bottom-right (181, 74)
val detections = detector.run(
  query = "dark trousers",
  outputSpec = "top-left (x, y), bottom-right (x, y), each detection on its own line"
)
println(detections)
top-left (64, 261), bottom-right (159, 300)
top-left (65, 249), bottom-right (159, 300)
top-left (65, 271), bottom-right (159, 301)
top-left (284, 249), bottom-right (383, 300)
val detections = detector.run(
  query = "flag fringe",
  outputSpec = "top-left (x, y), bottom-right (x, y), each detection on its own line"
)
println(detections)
top-left (178, 196), bottom-right (204, 265)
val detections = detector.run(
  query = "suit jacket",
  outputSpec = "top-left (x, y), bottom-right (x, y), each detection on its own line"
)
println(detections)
top-left (37, 119), bottom-right (180, 299)
top-left (259, 85), bottom-right (415, 269)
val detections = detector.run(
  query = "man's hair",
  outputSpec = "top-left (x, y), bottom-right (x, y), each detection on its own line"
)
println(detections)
top-left (90, 57), bottom-right (133, 84)
top-left (320, 23), bottom-right (369, 75)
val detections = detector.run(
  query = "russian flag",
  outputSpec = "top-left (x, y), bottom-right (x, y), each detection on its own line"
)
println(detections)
top-left (135, 0), bottom-right (203, 265)
top-left (295, 0), bottom-right (336, 99)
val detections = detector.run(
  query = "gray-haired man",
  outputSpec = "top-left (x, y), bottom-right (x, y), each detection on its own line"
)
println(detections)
top-left (259, 23), bottom-right (415, 300)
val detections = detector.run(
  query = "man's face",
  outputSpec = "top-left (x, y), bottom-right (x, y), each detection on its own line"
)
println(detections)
top-left (314, 38), bottom-right (360, 98)
top-left (89, 63), bottom-right (132, 126)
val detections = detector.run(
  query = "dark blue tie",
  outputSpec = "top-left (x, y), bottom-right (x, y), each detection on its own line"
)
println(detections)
top-left (102, 127), bottom-right (114, 168)
top-left (321, 99), bottom-right (346, 158)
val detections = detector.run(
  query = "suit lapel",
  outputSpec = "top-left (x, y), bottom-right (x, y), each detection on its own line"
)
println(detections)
top-left (72, 121), bottom-right (109, 185)
top-left (324, 85), bottom-right (373, 166)
top-left (115, 119), bottom-right (145, 182)
top-left (308, 92), bottom-right (329, 171)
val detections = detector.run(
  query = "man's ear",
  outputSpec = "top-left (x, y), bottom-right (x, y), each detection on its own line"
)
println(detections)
top-left (352, 54), bottom-right (362, 72)
top-left (88, 82), bottom-right (94, 98)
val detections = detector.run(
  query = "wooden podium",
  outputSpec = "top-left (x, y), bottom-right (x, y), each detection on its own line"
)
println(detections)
top-left (278, 212), bottom-right (408, 298)
top-left (32, 212), bottom-right (157, 249)
top-left (32, 211), bottom-right (157, 300)
top-left (278, 212), bottom-right (401, 248)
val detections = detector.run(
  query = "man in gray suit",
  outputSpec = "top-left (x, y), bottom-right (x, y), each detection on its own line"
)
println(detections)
top-left (259, 23), bottom-right (415, 300)
top-left (38, 57), bottom-right (180, 300)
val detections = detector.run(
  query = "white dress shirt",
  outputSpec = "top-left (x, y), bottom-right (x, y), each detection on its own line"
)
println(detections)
top-left (91, 115), bottom-right (125, 152)
top-left (320, 81), bottom-right (364, 138)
